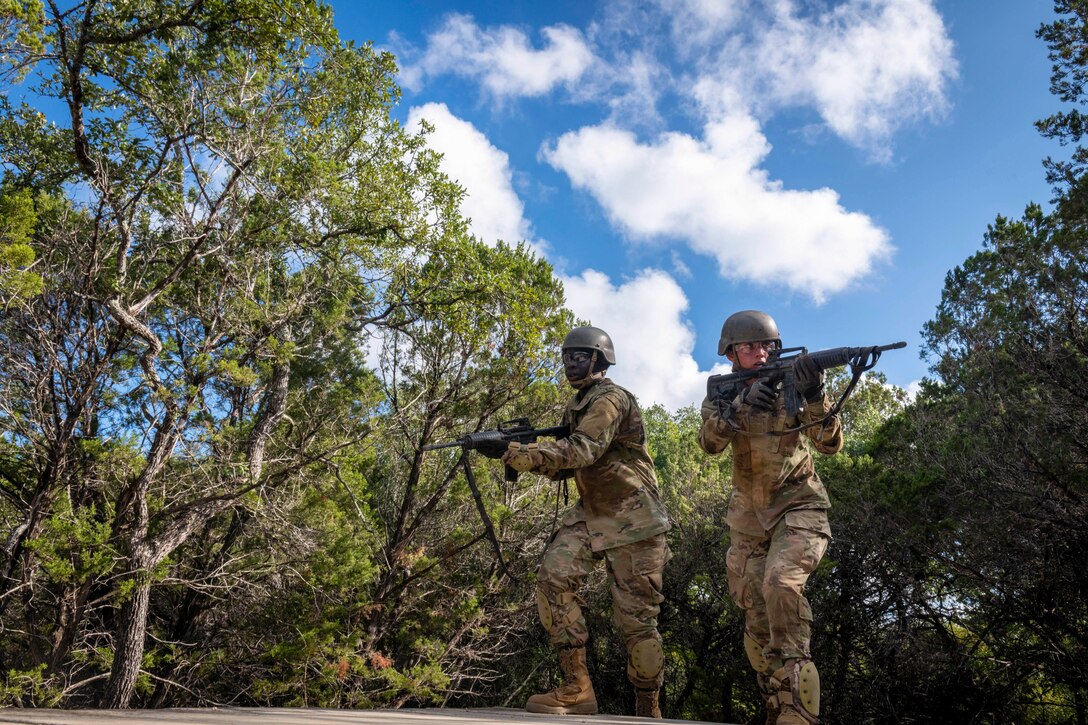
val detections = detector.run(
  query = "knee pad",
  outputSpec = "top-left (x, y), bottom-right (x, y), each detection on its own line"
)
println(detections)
top-left (744, 631), bottom-right (771, 674)
top-left (772, 659), bottom-right (820, 723)
top-left (628, 638), bottom-right (664, 682)
top-left (535, 589), bottom-right (553, 632)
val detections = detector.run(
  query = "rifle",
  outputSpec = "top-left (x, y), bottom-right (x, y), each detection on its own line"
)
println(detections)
top-left (707, 341), bottom-right (906, 426)
top-left (421, 417), bottom-right (570, 579)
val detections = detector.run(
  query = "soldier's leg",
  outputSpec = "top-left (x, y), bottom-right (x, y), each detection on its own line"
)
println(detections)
top-left (605, 533), bottom-right (670, 717)
top-left (536, 522), bottom-right (598, 647)
top-left (726, 528), bottom-right (776, 723)
top-left (528, 522), bottom-right (600, 715)
top-left (762, 513), bottom-right (829, 724)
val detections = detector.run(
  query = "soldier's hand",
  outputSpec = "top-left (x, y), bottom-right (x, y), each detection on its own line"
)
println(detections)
top-left (742, 379), bottom-right (777, 410)
top-left (792, 354), bottom-right (825, 402)
top-left (501, 442), bottom-right (545, 472)
top-left (709, 412), bottom-right (734, 435)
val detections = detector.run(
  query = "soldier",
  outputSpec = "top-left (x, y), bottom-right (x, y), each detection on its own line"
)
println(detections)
top-left (698, 311), bottom-right (842, 725)
top-left (501, 326), bottom-right (672, 718)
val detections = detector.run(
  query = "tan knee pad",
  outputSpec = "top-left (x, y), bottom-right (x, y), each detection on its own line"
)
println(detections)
top-left (772, 659), bottom-right (820, 722)
top-left (744, 631), bottom-right (770, 674)
top-left (795, 660), bottom-right (820, 719)
top-left (628, 638), bottom-right (663, 682)
top-left (535, 589), bottom-right (553, 632)
top-left (744, 631), bottom-right (771, 674)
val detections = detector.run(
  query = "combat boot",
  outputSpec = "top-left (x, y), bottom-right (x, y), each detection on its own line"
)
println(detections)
top-left (634, 687), bottom-right (661, 718)
top-left (526, 646), bottom-right (598, 715)
top-left (776, 705), bottom-right (809, 725)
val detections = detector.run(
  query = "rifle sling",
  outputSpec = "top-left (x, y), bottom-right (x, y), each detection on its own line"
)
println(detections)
top-left (459, 453), bottom-right (515, 582)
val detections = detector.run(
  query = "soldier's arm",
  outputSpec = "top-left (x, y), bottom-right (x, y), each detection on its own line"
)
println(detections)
top-left (800, 393), bottom-right (843, 454)
top-left (535, 391), bottom-right (626, 471)
top-left (698, 396), bottom-right (736, 454)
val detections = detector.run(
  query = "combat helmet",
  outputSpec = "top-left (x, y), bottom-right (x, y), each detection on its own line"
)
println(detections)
top-left (717, 310), bottom-right (781, 356)
top-left (562, 326), bottom-right (616, 365)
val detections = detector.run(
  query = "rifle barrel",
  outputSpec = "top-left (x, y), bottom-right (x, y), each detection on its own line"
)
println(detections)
top-left (420, 439), bottom-right (464, 452)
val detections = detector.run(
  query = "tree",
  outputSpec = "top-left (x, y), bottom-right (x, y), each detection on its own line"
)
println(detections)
top-left (1037, 0), bottom-right (1088, 200)
top-left (0, 0), bottom-right (567, 708)
top-left (911, 202), bottom-right (1088, 723)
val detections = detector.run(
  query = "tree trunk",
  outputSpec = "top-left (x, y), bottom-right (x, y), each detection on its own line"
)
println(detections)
top-left (721, 674), bottom-right (733, 723)
top-left (101, 566), bottom-right (152, 707)
top-left (49, 579), bottom-right (93, 672)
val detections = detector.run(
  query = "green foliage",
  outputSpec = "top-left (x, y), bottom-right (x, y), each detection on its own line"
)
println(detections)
top-left (1036, 0), bottom-right (1088, 194)
top-left (0, 184), bottom-right (44, 305)
top-left (24, 497), bottom-right (116, 585)
top-left (0, 0), bottom-right (45, 81)
top-left (824, 368), bottom-right (909, 457)
top-left (0, 664), bottom-right (62, 707)
top-left (639, 404), bottom-right (747, 721)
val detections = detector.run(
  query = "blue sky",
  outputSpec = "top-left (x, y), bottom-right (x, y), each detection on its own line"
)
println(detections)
top-left (35, 1), bottom-right (1059, 412)
top-left (326, 0), bottom-right (1062, 410)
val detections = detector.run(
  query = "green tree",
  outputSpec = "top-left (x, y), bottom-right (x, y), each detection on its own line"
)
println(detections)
top-left (0, 0), bottom-right (572, 709)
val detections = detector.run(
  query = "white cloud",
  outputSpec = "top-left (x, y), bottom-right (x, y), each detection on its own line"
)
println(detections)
top-left (561, 268), bottom-right (729, 410)
top-left (543, 117), bottom-right (892, 302)
top-left (660, 0), bottom-right (748, 49)
top-left (698, 0), bottom-right (956, 159)
top-left (400, 14), bottom-right (594, 99)
top-left (407, 103), bottom-right (535, 248)
top-left (595, 51), bottom-right (670, 130)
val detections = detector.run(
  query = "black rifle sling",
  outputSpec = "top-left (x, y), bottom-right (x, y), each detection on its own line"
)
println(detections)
top-left (458, 452), bottom-right (514, 581)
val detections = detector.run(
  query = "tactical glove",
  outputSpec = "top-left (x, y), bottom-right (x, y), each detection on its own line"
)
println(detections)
top-left (792, 353), bottom-right (825, 402)
top-left (742, 379), bottom-right (777, 410)
top-left (502, 442), bottom-right (546, 472)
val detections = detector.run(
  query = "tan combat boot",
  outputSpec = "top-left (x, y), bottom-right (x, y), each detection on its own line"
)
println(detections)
top-left (635, 687), bottom-right (661, 718)
top-left (525, 647), bottom-right (599, 715)
top-left (776, 704), bottom-right (809, 725)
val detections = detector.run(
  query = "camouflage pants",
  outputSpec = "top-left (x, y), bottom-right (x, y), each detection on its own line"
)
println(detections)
top-left (725, 511), bottom-right (829, 668)
top-left (536, 522), bottom-right (670, 688)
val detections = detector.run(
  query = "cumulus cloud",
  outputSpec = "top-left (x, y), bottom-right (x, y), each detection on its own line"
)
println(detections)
top-left (543, 117), bottom-right (892, 302)
top-left (697, 0), bottom-right (956, 159)
top-left (407, 103), bottom-right (535, 248)
top-left (561, 268), bottom-right (729, 410)
top-left (399, 14), bottom-right (595, 98)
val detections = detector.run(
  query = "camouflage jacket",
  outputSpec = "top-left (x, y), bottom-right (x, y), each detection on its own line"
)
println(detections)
top-left (698, 385), bottom-right (843, 536)
top-left (535, 378), bottom-right (671, 551)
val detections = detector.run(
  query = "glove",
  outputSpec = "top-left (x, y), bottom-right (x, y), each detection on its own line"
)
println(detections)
top-left (501, 442), bottom-right (545, 472)
top-left (792, 353), bottom-right (825, 402)
top-left (709, 412), bottom-right (735, 435)
top-left (741, 379), bottom-right (777, 410)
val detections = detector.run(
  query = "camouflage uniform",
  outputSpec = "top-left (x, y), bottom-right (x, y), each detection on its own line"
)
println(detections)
top-left (698, 388), bottom-right (842, 668)
top-left (533, 377), bottom-right (672, 690)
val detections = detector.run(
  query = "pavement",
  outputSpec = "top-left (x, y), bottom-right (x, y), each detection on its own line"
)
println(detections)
top-left (0, 707), bottom-right (738, 725)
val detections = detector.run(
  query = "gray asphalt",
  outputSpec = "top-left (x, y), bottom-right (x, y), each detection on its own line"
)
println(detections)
top-left (0, 707), bottom-right (737, 725)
